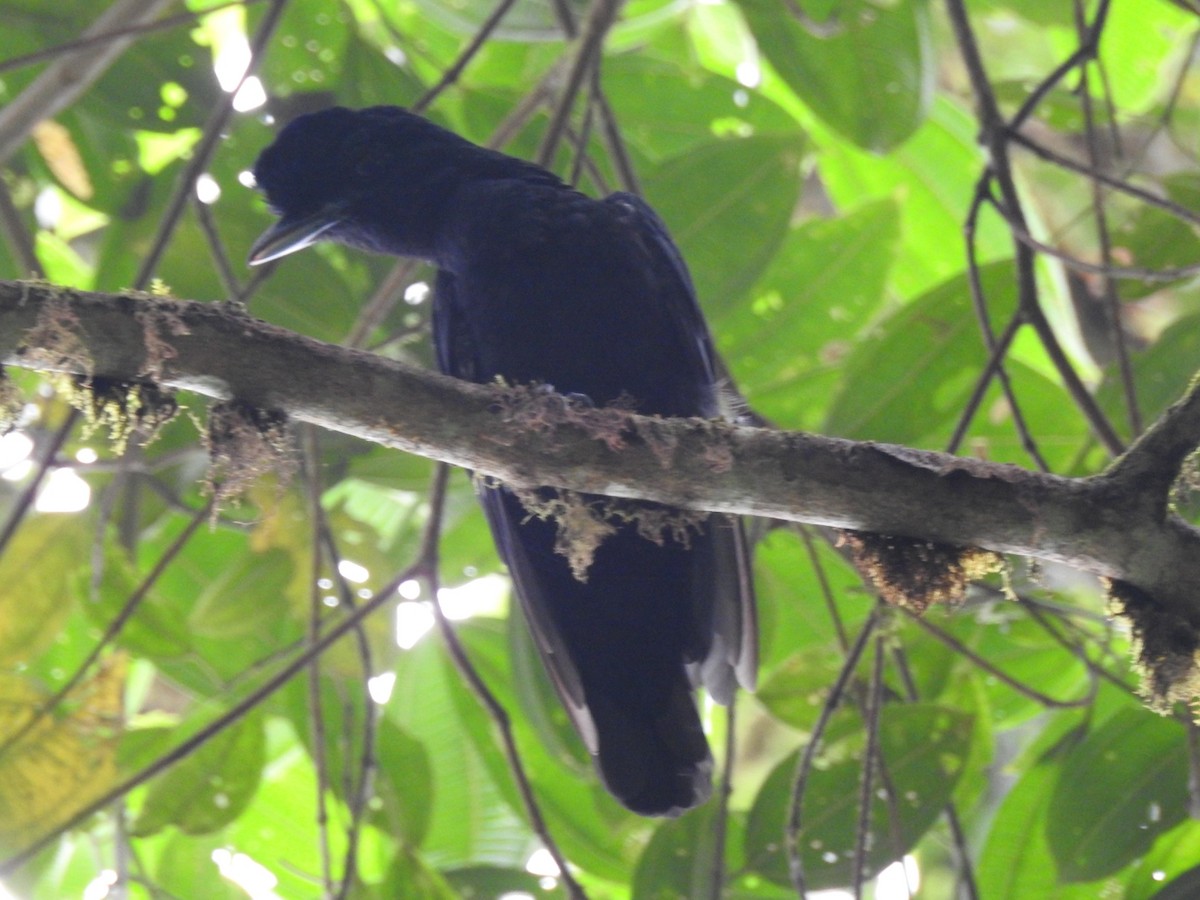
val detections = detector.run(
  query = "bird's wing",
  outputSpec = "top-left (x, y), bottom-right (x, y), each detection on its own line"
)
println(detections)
top-left (432, 270), bottom-right (598, 750)
top-left (691, 516), bottom-right (759, 699)
top-left (604, 192), bottom-right (758, 695)
top-left (604, 192), bottom-right (720, 395)
top-left (478, 488), bottom-right (598, 752)
top-left (432, 270), bottom-right (471, 381)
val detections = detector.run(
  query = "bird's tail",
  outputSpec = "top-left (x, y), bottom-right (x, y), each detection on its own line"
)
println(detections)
top-left (588, 673), bottom-right (713, 817)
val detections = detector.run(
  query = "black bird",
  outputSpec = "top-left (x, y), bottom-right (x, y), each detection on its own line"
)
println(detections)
top-left (248, 106), bottom-right (756, 816)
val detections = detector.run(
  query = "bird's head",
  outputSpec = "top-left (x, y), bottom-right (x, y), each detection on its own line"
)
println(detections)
top-left (247, 106), bottom-right (483, 265)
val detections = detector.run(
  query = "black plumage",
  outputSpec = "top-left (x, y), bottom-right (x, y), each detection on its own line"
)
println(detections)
top-left (248, 106), bottom-right (756, 816)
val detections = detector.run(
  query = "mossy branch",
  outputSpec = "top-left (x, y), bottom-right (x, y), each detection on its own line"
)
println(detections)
top-left (4, 279), bottom-right (1200, 632)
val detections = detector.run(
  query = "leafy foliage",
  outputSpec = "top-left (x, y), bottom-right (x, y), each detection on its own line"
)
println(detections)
top-left (1, 0), bottom-right (1200, 897)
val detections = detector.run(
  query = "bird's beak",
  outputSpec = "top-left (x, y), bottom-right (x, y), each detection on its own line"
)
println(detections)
top-left (247, 207), bottom-right (345, 266)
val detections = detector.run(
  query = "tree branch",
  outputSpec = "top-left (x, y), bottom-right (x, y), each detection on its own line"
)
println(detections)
top-left (0, 0), bottom-right (175, 165)
top-left (4, 280), bottom-right (1200, 627)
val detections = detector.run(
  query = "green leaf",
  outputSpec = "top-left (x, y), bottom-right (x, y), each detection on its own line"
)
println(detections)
top-left (632, 802), bottom-right (721, 898)
top-left (132, 712), bottom-right (266, 836)
top-left (1108, 204), bottom-right (1200, 302)
top-left (410, 0), bottom-right (587, 41)
top-left (604, 53), bottom-right (801, 162)
top-left (818, 97), bottom-right (1006, 298)
top-left (744, 704), bottom-right (974, 889)
top-left (927, 604), bottom-right (1092, 729)
top-left (973, 0), bottom-right (1076, 26)
top-left (324, 477), bottom-right (428, 552)
top-left (78, 540), bottom-right (192, 660)
top-left (1098, 312), bottom-right (1200, 444)
top-left (755, 647), bottom-right (848, 732)
top-left (717, 198), bottom-right (900, 429)
top-left (506, 598), bottom-right (590, 773)
top-left (752, 530), bottom-right (871, 678)
top-left (452, 619), bottom-right (641, 882)
top-left (127, 518), bottom-right (303, 694)
top-left (382, 844), bottom-right (461, 900)
top-left (88, 23), bottom-right (219, 133)
top-left (154, 832), bottom-right (247, 900)
top-left (220, 717), bottom-right (346, 898)
top-left (1047, 708), bottom-right (1189, 882)
top-left (958, 358), bottom-right (1091, 471)
top-left (734, 0), bottom-right (932, 152)
top-left (187, 547), bottom-right (293, 639)
top-left (1148, 866), bottom-right (1200, 900)
top-left (1098, 0), bottom-right (1197, 114)
top-left (388, 631), bottom-right (531, 868)
top-left (444, 865), bottom-right (546, 896)
top-left (1127, 821), bottom-right (1200, 900)
top-left (0, 513), bottom-right (87, 666)
top-left (276, 671), bottom-right (434, 847)
top-left (976, 751), bottom-right (1089, 898)
top-left (823, 261), bottom-right (1018, 443)
top-left (642, 134), bottom-right (804, 312)
top-left (0, 661), bottom-right (123, 852)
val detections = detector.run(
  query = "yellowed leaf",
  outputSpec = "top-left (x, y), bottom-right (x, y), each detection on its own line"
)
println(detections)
top-left (0, 655), bottom-right (125, 849)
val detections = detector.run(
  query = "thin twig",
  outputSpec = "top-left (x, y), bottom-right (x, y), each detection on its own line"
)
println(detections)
top-left (303, 430), bottom-right (336, 898)
top-left (0, 499), bottom-right (211, 760)
top-left (951, 175), bottom-right (1048, 470)
top-left (191, 195), bottom-right (243, 305)
top-left (412, 0), bottom-right (524, 113)
top-left (907, 612), bottom-right (1093, 709)
top-left (786, 608), bottom-right (880, 896)
top-left (592, 89), bottom-right (641, 195)
top-left (1157, 31), bottom-right (1200, 165)
top-left (0, 0), bottom-right (270, 76)
top-left (568, 79), bottom-right (600, 189)
top-left (1076, 0), bottom-right (1139, 438)
top-left (0, 0), bottom-right (175, 165)
top-left (945, 804), bottom-right (980, 900)
top-left (945, 0), bottom-right (1125, 457)
top-left (0, 180), bottom-right (42, 278)
top-left (781, 0), bottom-right (843, 37)
top-left (1006, 130), bottom-right (1200, 231)
top-left (488, 64), bottom-right (565, 150)
top-left (1006, 0), bottom-right (1111, 134)
top-left (422, 465), bottom-right (587, 899)
top-left (1, 542), bottom-right (420, 876)
top-left (132, 0), bottom-right (287, 290)
top-left (890, 646), bottom-right (976, 898)
top-left (564, 127), bottom-right (612, 195)
top-left (1187, 719), bottom-right (1200, 819)
top-left (536, 0), bottom-right (624, 168)
top-left (799, 525), bottom-right (849, 653)
top-left (709, 701), bottom-right (736, 900)
top-left (991, 192), bottom-right (1200, 283)
top-left (549, 0), bottom-right (579, 37)
top-left (302, 433), bottom-right (380, 900)
top-left (1017, 598), bottom-right (1136, 697)
top-left (852, 635), bottom-right (885, 899)
top-left (945, 308), bottom-right (1024, 459)
top-left (0, 409), bottom-right (80, 561)
top-left (343, 259), bottom-right (420, 350)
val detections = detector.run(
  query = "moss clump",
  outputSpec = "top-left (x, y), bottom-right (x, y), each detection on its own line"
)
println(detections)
top-left (58, 375), bottom-right (179, 455)
top-left (204, 400), bottom-right (294, 511)
top-left (841, 530), bottom-right (1005, 613)
top-left (1106, 578), bottom-right (1200, 713)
